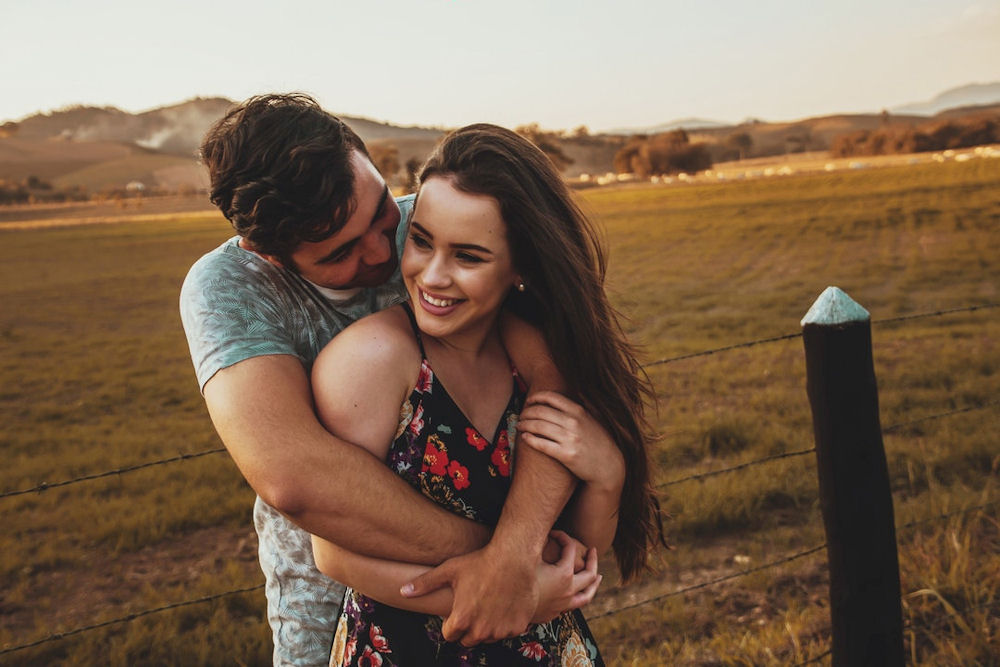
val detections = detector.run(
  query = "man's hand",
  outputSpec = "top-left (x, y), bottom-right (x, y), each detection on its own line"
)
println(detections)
top-left (401, 531), bottom-right (600, 645)
top-left (401, 540), bottom-right (537, 645)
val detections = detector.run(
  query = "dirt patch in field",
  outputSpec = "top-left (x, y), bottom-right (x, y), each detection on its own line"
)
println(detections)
top-left (0, 525), bottom-right (260, 639)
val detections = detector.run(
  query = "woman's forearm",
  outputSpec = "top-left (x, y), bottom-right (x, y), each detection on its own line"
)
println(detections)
top-left (562, 483), bottom-right (622, 555)
top-left (312, 536), bottom-right (453, 616)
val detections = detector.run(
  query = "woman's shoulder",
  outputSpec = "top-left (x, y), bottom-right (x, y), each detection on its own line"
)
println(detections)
top-left (314, 304), bottom-right (420, 377)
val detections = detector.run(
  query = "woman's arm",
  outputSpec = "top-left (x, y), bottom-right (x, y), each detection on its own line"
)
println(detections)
top-left (312, 531), bottom-right (600, 622)
top-left (516, 391), bottom-right (625, 555)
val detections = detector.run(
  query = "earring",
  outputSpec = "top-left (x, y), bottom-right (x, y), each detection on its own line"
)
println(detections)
top-left (516, 281), bottom-right (526, 292)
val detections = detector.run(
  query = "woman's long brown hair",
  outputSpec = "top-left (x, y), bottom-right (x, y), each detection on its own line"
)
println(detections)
top-left (419, 124), bottom-right (663, 581)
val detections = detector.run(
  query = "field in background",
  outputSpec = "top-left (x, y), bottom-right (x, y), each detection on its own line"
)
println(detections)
top-left (1, 157), bottom-right (997, 664)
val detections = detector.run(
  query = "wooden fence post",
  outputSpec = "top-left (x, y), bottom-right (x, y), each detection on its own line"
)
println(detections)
top-left (801, 286), bottom-right (903, 667)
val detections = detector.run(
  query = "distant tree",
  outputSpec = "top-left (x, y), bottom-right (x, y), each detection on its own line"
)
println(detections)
top-left (368, 143), bottom-right (401, 184)
top-left (514, 124), bottom-right (574, 171)
top-left (25, 175), bottom-right (52, 190)
top-left (614, 130), bottom-right (712, 177)
top-left (726, 132), bottom-right (753, 160)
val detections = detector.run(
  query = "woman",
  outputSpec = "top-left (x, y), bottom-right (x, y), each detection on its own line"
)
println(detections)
top-left (311, 124), bottom-right (660, 665)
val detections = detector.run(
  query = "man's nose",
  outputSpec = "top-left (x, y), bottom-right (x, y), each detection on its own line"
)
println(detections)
top-left (360, 229), bottom-right (391, 266)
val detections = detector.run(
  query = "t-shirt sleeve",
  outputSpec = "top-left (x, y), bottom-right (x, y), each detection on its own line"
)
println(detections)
top-left (179, 251), bottom-right (301, 392)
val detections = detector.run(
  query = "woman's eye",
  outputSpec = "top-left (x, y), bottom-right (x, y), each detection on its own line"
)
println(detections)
top-left (409, 233), bottom-right (431, 248)
top-left (457, 252), bottom-right (484, 264)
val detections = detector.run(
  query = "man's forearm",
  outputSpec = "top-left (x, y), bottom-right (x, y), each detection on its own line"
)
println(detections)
top-left (205, 355), bottom-right (490, 565)
top-left (489, 442), bottom-right (576, 558)
top-left (282, 437), bottom-right (492, 563)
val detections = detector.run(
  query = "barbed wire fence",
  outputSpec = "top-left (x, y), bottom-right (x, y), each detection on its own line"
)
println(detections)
top-left (1, 303), bottom-right (996, 660)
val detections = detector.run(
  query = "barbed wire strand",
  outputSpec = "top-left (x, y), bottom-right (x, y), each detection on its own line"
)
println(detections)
top-left (643, 302), bottom-right (997, 369)
top-left (0, 447), bottom-right (226, 499)
top-left (873, 302), bottom-right (999, 326)
top-left (587, 544), bottom-right (827, 622)
top-left (883, 399), bottom-right (999, 433)
top-left (3, 398), bottom-right (993, 504)
top-left (656, 448), bottom-right (816, 489)
top-left (0, 583), bottom-right (264, 657)
top-left (898, 500), bottom-right (998, 533)
top-left (644, 332), bottom-right (803, 368)
top-left (655, 399), bottom-right (997, 490)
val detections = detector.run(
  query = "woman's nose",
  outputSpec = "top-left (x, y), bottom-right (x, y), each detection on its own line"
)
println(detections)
top-left (421, 253), bottom-right (450, 287)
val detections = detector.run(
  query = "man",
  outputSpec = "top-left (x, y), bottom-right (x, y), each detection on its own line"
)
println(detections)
top-left (180, 94), bottom-right (601, 665)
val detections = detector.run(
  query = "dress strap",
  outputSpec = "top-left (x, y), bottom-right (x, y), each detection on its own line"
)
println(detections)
top-left (400, 301), bottom-right (427, 356)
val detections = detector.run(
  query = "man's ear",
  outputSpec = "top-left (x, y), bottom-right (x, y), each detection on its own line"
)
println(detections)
top-left (239, 238), bottom-right (285, 268)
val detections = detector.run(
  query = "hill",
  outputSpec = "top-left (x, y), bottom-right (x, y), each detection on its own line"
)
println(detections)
top-left (892, 82), bottom-right (1000, 115)
top-left (1, 82), bottom-right (999, 192)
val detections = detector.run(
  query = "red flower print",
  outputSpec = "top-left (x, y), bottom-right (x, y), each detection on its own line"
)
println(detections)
top-left (465, 427), bottom-right (488, 451)
top-left (518, 641), bottom-right (548, 660)
top-left (490, 445), bottom-right (511, 477)
top-left (423, 438), bottom-right (450, 476)
top-left (369, 623), bottom-right (391, 653)
top-left (359, 646), bottom-right (383, 667)
top-left (344, 637), bottom-right (357, 663)
top-left (447, 459), bottom-right (471, 490)
top-left (416, 361), bottom-right (433, 393)
top-left (409, 402), bottom-right (425, 435)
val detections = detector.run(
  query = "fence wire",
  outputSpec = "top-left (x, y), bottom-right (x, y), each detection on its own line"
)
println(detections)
top-left (586, 544), bottom-right (828, 622)
top-left (0, 584), bottom-right (264, 657)
top-left (0, 447), bottom-right (226, 500)
top-left (655, 398), bottom-right (997, 490)
top-left (642, 302), bottom-right (997, 369)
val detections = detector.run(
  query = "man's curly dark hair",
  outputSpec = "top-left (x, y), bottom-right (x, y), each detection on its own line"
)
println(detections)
top-left (200, 93), bottom-right (369, 267)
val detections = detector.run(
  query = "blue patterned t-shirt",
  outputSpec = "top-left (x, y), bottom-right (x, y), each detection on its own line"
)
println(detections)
top-left (179, 195), bottom-right (413, 666)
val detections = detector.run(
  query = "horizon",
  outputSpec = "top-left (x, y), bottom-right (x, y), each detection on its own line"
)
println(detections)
top-left (2, 0), bottom-right (998, 132)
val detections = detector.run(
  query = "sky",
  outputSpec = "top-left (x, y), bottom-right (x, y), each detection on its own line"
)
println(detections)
top-left (2, 0), bottom-right (998, 132)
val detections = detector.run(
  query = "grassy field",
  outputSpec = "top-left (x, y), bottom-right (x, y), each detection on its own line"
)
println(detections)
top-left (1, 157), bottom-right (997, 665)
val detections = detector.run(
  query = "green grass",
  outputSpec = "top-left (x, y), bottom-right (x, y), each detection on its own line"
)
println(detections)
top-left (1, 157), bottom-right (997, 664)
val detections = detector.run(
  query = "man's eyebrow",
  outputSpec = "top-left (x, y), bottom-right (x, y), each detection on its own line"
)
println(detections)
top-left (410, 222), bottom-right (494, 255)
top-left (316, 186), bottom-right (390, 264)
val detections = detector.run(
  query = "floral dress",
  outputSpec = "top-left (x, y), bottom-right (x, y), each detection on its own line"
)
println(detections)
top-left (330, 304), bottom-right (603, 666)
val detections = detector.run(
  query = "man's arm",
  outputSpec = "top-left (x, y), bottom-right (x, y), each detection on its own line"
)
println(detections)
top-left (203, 354), bottom-right (490, 564)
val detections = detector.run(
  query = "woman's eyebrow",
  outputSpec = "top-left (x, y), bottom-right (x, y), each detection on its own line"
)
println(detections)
top-left (410, 222), bottom-right (494, 255)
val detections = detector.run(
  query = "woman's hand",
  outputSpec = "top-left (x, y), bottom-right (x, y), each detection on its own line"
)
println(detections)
top-left (533, 530), bottom-right (601, 624)
top-left (517, 391), bottom-right (624, 493)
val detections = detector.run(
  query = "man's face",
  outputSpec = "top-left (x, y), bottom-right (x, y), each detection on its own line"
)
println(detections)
top-left (284, 150), bottom-right (401, 289)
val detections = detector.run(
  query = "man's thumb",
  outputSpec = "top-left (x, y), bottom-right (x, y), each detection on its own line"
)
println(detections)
top-left (400, 567), bottom-right (447, 598)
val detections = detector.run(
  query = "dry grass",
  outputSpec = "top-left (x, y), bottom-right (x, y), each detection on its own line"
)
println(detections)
top-left (1, 156), bottom-right (997, 664)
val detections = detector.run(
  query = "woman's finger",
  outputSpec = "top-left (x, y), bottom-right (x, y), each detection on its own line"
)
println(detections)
top-left (517, 432), bottom-right (567, 462)
top-left (516, 417), bottom-right (569, 444)
top-left (524, 391), bottom-right (583, 414)
top-left (518, 402), bottom-right (571, 429)
top-left (569, 574), bottom-right (603, 609)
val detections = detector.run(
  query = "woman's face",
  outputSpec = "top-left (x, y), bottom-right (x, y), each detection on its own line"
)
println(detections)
top-left (402, 176), bottom-right (519, 347)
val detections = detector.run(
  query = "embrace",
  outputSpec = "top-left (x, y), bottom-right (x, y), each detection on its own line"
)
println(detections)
top-left (181, 94), bottom-right (662, 666)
